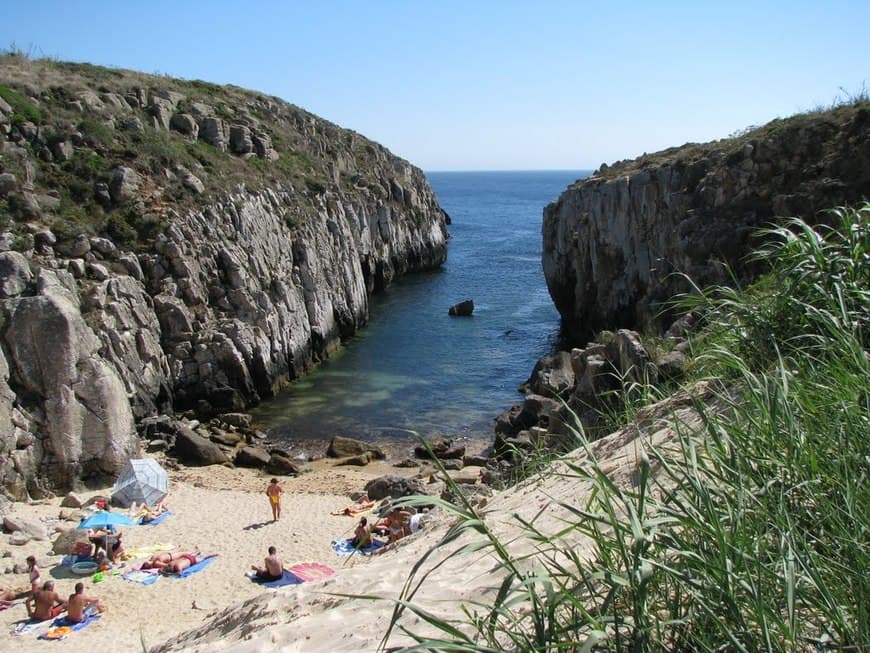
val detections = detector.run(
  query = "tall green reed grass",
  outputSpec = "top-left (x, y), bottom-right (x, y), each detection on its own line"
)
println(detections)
top-left (368, 204), bottom-right (869, 652)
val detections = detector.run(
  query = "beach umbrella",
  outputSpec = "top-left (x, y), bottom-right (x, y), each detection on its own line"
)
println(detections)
top-left (77, 510), bottom-right (136, 530)
top-left (111, 458), bottom-right (169, 508)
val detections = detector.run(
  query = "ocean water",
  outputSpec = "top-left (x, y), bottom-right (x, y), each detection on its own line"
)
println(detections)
top-left (251, 170), bottom-right (590, 453)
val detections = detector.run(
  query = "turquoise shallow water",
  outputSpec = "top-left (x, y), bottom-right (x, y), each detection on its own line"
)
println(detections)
top-left (250, 170), bottom-right (590, 453)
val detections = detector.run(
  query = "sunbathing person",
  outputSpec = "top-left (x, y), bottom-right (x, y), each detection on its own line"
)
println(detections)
top-left (26, 581), bottom-right (67, 620)
top-left (160, 550), bottom-right (210, 575)
top-left (0, 586), bottom-right (16, 607)
top-left (67, 582), bottom-right (105, 623)
top-left (251, 546), bottom-right (283, 581)
top-left (141, 548), bottom-right (196, 570)
top-left (344, 494), bottom-right (376, 515)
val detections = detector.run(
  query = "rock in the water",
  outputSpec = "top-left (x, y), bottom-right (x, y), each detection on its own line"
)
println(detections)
top-left (448, 299), bottom-right (474, 316)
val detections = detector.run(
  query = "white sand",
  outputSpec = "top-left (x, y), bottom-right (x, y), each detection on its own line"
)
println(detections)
top-left (0, 458), bottom-right (417, 652)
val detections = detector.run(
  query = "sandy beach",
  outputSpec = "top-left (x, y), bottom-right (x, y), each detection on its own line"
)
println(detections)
top-left (0, 416), bottom-right (661, 653)
top-left (0, 455), bottom-right (438, 652)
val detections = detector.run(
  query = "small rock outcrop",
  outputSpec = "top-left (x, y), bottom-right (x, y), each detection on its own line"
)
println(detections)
top-left (448, 299), bottom-right (474, 316)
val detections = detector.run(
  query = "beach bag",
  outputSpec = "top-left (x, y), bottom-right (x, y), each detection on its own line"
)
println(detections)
top-left (72, 541), bottom-right (93, 557)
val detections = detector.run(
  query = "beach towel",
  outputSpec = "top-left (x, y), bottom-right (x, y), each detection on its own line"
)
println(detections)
top-left (164, 554), bottom-right (218, 578)
top-left (331, 538), bottom-right (385, 557)
top-left (123, 569), bottom-right (159, 585)
top-left (125, 543), bottom-right (176, 558)
top-left (247, 569), bottom-right (302, 588)
top-left (39, 612), bottom-right (101, 639)
top-left (10, 616), bottom-right (54, 636)
top-left (288, 562), bottom-right (335, 582)
top-left (137, 510), bottom-right (172, 526)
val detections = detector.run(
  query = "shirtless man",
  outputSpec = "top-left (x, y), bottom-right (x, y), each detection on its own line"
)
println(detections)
top-left (26, 581), bottom-right (67, 620)
top-left (251, 546), bottom-right (283, 581)
top-left (67, 582), bottom-right (105, 623)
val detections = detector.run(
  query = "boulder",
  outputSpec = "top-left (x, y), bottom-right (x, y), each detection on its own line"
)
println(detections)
top-left (235, 446), bottom-right (271, 468)
top-left (327, 436), bottom-right (385, 460)
top-left (0, 251), bottom-right (33, 298)
top-left (210, 430), bottom-right (243, 447)
top-left (265, 453), bottom-right (301, 476)
top-left (108, 166), bottom-right (140, 204)
top-left (169, 113), bottom-right (199, 139)
top-left (448, 299), bottom-right (474, 316)
top-left (2, 515), bottom-right (48, 541)
top-left (60, 492), bottom-right (85, 508)
top-left (364, 475), bottom-right (425, 501)
top-left (335, 453), bottom-right (372, 466)
top-left (216, 412), bottom-right (252, 429)
top-left (51, 527), bottom-right (90, 556)
top-left (523, 350), bottom-right (575, 397)
top-left (173, 425), bottom-right (229, 465)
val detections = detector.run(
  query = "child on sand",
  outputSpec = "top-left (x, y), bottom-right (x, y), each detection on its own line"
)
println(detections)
top-left (266, 478), bottom-right (284, 521)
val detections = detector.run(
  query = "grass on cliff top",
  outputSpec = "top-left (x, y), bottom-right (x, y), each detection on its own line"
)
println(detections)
top-left (369, 204), bottom-right (869, 652)
top-left (593, 90), bottom-right (870, 181)
top-left (0, 52), bottom-right (415, 248)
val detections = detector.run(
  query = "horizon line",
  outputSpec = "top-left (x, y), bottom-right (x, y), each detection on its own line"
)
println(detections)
top-left (424, 168), bottom-right (595, 174)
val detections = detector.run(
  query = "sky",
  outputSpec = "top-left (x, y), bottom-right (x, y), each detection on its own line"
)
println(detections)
top-left (1, 1), bottom-right (868, 171)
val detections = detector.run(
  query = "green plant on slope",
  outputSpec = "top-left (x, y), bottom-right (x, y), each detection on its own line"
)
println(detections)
top-left (359, 205), bottom-right (868, 652)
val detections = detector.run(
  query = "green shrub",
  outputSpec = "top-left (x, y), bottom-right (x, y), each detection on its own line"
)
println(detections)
top-left (0, 84), bottom-right (44, 123)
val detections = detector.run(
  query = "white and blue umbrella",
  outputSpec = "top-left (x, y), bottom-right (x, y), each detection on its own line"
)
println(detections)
top-left (111, 458), bottom-right (169, 508)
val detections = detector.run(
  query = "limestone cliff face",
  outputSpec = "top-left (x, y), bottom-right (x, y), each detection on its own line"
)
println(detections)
top-left (0, 57), bottom-right (447, 496)
top-left (543, 102), bottom-right (870, 339)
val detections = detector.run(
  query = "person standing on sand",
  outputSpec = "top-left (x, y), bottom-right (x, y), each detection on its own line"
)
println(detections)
top-left (266, 478), bottom-right (283, 521)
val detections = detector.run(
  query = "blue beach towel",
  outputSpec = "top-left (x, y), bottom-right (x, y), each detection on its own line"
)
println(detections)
top-left (165, 554), bottom-right (217, 578)
top-left (137, 510), bottom-right (172, 526)
top-left (247, 569), bottom-right (303, 588)
top-left (332, 538), bottom-right (385, 557)
top-left (38, 612), bottom-right (101, 639)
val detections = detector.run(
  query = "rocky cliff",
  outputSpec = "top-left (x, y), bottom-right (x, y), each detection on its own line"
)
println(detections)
top-left (543, 101), bottom-right (870, 339)
top-left (0, 56), bottom-right (448, 498)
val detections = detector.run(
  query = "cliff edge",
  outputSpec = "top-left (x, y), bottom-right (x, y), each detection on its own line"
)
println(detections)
top-left (543, 101), bottom-right (870, 339)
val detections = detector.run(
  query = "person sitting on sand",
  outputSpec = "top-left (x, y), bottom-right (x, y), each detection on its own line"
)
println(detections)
top-left (26, 555), bottom-right (41, 594)
top-left (88, 525), bottom-right (115, 559)
top-left (251, 546), bottom-right (283, 581)
top-left (107, 530), bottom-right (125, 564)
top-left (67, 582), bottom-right (105, 623)
top-left (385, 509), bottom-right (413, 543)
top-left (349, 516), bottom-right (373, 548)
top-left (26, 581), bottom-right (67, 620)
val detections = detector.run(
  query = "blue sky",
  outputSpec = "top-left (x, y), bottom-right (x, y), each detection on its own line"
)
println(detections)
top-left (2, 1), bottom-right (868, 171)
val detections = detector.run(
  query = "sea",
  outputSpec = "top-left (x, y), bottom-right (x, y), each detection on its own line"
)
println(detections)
top-left (250, 170), bottom-right (591, 457)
